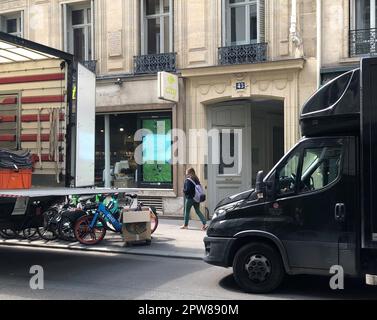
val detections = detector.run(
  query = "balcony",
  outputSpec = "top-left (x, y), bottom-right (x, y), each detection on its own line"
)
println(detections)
top-left (350, 28), bottom-right (377, 57)
top-left (82, 60), bottom-right (97, 73)
top-left (218, 43), bottom-right (268, 66)
top-left (134, 52), bottom-right (177, 75)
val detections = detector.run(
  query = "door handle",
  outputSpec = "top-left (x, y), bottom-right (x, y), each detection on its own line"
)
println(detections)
top-left (335, 203), bottom-right (346, 222)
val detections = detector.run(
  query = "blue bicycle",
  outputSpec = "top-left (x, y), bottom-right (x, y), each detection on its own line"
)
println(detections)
top-left (73, 194), bottom-right (157, 245)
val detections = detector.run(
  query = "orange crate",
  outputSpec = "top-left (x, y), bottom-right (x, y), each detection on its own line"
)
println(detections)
top-left (0, 169), bottom-right (32, 189)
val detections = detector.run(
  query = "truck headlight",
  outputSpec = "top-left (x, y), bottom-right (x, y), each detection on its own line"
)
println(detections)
top-left (213, 200), bottom-right (243, 220)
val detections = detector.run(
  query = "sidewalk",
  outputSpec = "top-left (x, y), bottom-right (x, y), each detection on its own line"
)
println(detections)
top-left (0, 219), bottom-right (206, 260)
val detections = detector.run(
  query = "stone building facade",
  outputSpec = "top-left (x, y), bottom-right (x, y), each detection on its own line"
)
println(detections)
top-left (0, 0), bottom-right (350, 216)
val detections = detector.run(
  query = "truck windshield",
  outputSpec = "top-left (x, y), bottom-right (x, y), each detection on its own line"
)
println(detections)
top-left (276, 150), bottom-right (301, 196)
top-left (275, 145), bottom-right (343, 197)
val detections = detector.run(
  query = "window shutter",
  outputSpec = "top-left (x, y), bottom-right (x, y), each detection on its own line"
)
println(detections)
top-left (258, 0), bottom-right (265, 43)
top-left (141, 0), bottom-right (146, 55)
top-left (20, 11), bottom-right (24, 37)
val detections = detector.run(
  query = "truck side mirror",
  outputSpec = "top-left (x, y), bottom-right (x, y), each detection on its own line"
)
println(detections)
top-left (255, 171), bottom-right (266, 199)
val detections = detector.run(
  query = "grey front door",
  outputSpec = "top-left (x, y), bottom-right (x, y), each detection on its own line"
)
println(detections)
top-left (207, 104), bottom-right (251, 214)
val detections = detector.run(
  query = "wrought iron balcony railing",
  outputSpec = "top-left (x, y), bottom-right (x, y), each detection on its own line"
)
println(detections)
top-left (218, 43), bottom-right (268, 65)
top-left (82, 60), bottom-right (97, 73)
top-left (134, 52), bottom-right (176, 74)
top-left (350, 28), bottom-right (377, 57)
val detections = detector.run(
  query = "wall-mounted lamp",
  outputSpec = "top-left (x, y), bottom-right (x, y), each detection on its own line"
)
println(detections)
top-left (115, 78), bottom-right (123, 86)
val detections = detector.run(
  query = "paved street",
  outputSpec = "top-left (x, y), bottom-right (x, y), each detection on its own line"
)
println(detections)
top-left (0, 246), bottom-right (376, 300)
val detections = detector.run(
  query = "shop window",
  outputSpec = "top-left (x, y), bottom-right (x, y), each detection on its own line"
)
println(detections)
top-left (63, 2), bottom-right (93, 62)
top-left (139, 116), bottom-right (172, 187)
top-left (95, 113), bottom-right (173, 189)
top-left (0, 11), bottom-right (23, 37)
top-left (141, 0), bottom-right (174, 55)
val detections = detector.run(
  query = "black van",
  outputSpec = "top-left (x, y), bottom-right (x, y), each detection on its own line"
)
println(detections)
top-left (203, 57), bottom-right (377, 293)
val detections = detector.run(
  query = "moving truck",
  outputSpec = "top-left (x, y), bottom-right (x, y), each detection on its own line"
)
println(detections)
top-left (0, 32), bottom-right (100, 228)
top-left (204, 57), bottom-right (377, 293)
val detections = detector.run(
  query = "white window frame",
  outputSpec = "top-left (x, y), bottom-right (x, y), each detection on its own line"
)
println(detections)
top-left (63, 1), bottom-right (94, 61)
top-left (223, 0), bottom-right (261, 46)
top-left (140, 0), bottom-right (174, 55)
top-left (351, 0), bottom-right (376, 30)
top-left (0, 11), bottom-right (24, 38)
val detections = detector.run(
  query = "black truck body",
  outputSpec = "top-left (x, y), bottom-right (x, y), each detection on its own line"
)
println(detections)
top-left (204, 57), bottom-right (377, 293)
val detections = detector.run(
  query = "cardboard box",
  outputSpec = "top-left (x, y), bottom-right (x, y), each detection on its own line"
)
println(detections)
top-left (122, 210), bottom-right (151, 245)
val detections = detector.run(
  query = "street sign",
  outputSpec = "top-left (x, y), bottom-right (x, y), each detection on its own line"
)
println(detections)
top-left (158, 71), bottom-right (179, 103)
top-left (236, 81), bottom-right (247, 90)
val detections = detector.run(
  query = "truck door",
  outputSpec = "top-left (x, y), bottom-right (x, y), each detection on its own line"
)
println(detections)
top-left (74, 63), bottom-right (96, 187)
top-left (271, 137), bottom-right (358, 273)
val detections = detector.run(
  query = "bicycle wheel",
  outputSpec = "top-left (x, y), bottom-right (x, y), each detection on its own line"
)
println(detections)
top-left (0, 228), bottom-right (19, 239)
top-left (58, 210), bottom-right (86, 242)
top-left (74, 215), bottom-right (106, 245)
top-left (150, 208), bottom-right (159, 234)
top-left (0, 229), bottom-right (6, 239)
top-left (22, 228), bottom-right (39, 240)
top-left (37, 209), bottom-right (59, 241)
top-left (58, 216), bottom-right (77, 242)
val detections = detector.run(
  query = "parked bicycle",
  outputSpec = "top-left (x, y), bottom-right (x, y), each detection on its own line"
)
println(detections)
top-left (37, 195), bottom-right (96, 242)
top-left (74, 193), bottom-right (158, 245)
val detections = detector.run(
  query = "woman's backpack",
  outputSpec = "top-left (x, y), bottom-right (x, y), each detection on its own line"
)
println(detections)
top-left (188, 178), bottom-right (206, 203)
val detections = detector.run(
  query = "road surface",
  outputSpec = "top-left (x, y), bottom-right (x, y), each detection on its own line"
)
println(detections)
top-left (0, 246), bottom-right (376, 300)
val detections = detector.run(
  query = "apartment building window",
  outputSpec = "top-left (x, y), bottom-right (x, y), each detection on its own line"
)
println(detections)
top-left (352, 0), bottom-right (376, 29)
top-left (219, 0), bottom-right (266, 65)
top-left (224, 0), bottom-right (265, 46)
top-left (350, 0), bottom-right (377, 56)
top-left (0, 12), bottom-right (23, 37)
top-left (135, 0), bottom-right (176, 74)
top-left (63, 2), bottom-right (94, 63)
top-left (141, 0), bottom-right (173, 55)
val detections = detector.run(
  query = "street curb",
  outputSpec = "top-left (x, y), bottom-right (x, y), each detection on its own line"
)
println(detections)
top-left (0, 240), bottom-right (204, 261)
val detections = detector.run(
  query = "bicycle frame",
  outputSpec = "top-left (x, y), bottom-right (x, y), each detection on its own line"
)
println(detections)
top-left (89, 203), bottom-right (122, 233)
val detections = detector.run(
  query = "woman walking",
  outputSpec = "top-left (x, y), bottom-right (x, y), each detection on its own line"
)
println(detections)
top-left (181, 168), bottom-right (208, 231)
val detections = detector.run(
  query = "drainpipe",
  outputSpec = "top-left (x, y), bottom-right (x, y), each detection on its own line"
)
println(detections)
top-left (317, 0), bottom-right (322, 88)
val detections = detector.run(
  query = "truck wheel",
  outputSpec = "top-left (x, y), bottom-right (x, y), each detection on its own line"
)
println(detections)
top-left (233, 242), bottom-right (284, 293)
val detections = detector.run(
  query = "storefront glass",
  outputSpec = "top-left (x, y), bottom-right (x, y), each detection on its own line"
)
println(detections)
top-left (95, 112), bottom-right (173, 189)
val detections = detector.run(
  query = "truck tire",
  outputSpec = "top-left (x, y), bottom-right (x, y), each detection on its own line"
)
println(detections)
top-left (233, 242), bottom-right (284, 293)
